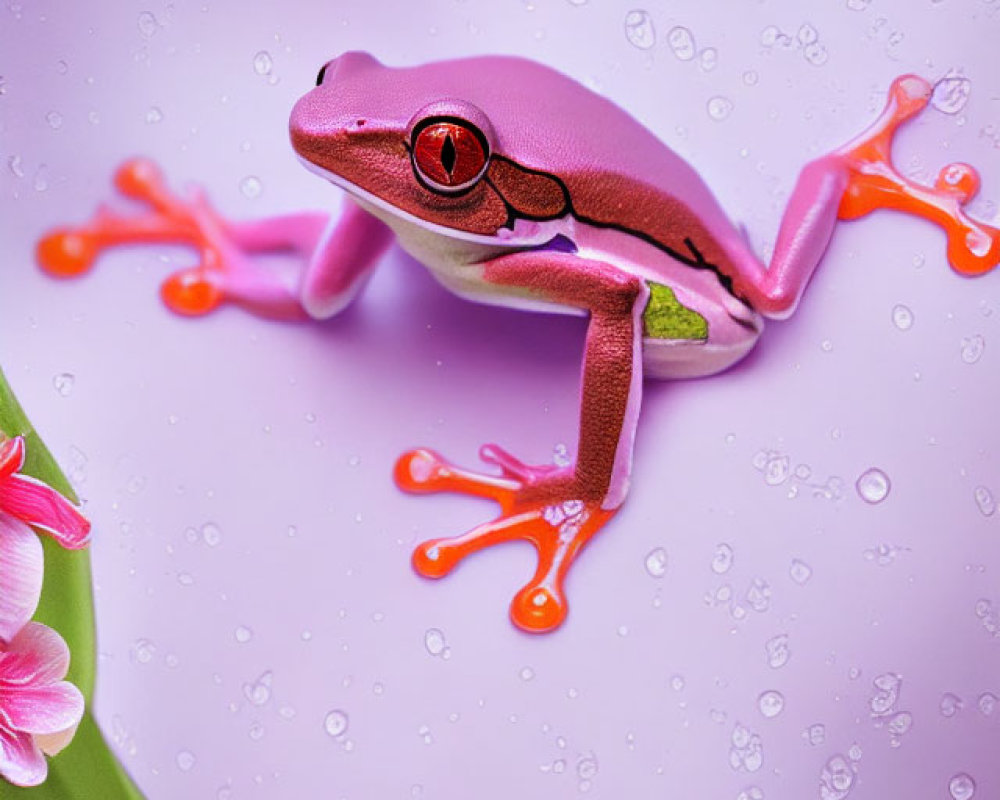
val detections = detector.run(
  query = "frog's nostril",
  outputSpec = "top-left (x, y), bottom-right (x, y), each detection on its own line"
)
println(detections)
top-left (315, 63), bottom-right (328, 86)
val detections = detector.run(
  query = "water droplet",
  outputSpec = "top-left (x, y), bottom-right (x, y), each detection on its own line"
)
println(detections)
top-left (576, 754), bottom-right (599, 780)
top-left (418, 724), bottom-right (433, 744)
top-left (820, 754), bottom-right (855, 799)
top-left (145, 106), bottom-right (163, 124)
top-left (248, 721), bottom-right (265, 740)
top-left (870, 672), bottom-right (902, 716)
top-left (960, 335), bottom-right (985, 364)
top-left (520, 666), bottom-right (535, 681)
top-left (707, 96), bottom-right (734, 121)
top-left (712, 543), bottom-right (734, 574)
top-left (645, 546), bottom-right (668, 577)
top-left (52, 372), bottom-right (75, 397)
top-left (729, 722), bottom-right (763, 772)
top-left (132, 638), bottom-right (155, 664)
top-left (699, 47), bottom-right (718, 71)
top-left (176, 750), bottom-right (196, 771)
top-left (746, 578), bottom-right (772, 612)
top-left (949, 773), bottom-right (976, 800)
top-left (253, 50), bottom-right (273, 76)
top-left (7, 155), bottom-right (25, 178)
top-left (137, 11), bottom-right (158, 37)
top-left (234, 625), bottom-right (253, 643)
top-left (932, 72), bottom-right (972, 115)
top-left (939, 693), bottom-right (963, 717)
top-left (797, 23), bottom-right (818, 45)
top-left (966, 229), bottom-right (992, 258)
top-left (324, 709), bottom-right (348, 738)
top-left (44, 110), bottom-right (63, 130)
top-left (177, 572), bottom-right (195, 586)
top-left (624, 9), bottom-right (655, 49)
top-left (856, 468), bottom-right (891, 504)
top-left (243, 671), bottom-right (273, 706)
top-left (424, 628), bottom-right (446, 656)
top-left (670, 674), bottom-right (685, 691)
top-left (743, 70), bottom-right (759, 86)
top-left (201, 521), bottom-right (222, 546)
top-left (891, 304), bottom-right (914, 330)
top-left (667, 26), bottom-right (696, 60)
top-left (804, 723), bottom-right (826, 745)
top-left (789, 559), bottom-right (812, 584)
top-left (977, 692), bottom-right (997, 715)
top-left (846, 0), bottom-right (871, 9)
top-left (764, 454), bottom-right (790, 485)
top-left (737, 788), bottom-right (765, 800)
top-left (758, 690), bottom-right (785, 718)
top-left (240, 175), bottom-right (262, 199)
top-left (887, 711), bottom-right (912, 735)
top-left (765, 634), bottom-right (790, 668)
top-left (552, 758), bottom-right (566, 773)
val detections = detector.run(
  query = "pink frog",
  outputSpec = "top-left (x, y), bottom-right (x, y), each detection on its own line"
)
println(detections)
top-left (38, 53), bottom-right (999, 632)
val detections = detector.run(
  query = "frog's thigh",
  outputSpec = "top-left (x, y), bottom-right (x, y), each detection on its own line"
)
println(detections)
top-left (482, 251), bottom-right (647, 506)
top-left (300, 201), bottom-right (394, 319)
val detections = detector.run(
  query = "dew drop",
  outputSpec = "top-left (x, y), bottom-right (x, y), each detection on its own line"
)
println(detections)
top-left (8, 155), bottom-right (25, 178)
top-left (797, 23), bottom-right (818, 45)
top-left (976, 692), bottom-right (997, 715)
top-left (966, 229), bottom-right (991, 258)
top-left (324, 709), bottom-right (348, 738)
top-left (202, 522), bottom-right (222, 546)
top-left (176, 750), bottom-right (196, 771)
top-left (240, 175), bottom-right (262, 199)
top-left (737, 788), bottom-right (765, 800)
top-left (145, 106), bottom-right (163, 124)
top-left (45, 110), bottom-right (63, 130)
top-left (712, 543), bottom-right (735, 574)
top-left (856, 468), bottom-right (891, 504)
top-left (52, 372), bottom-right (75, 397)
top-left (960, 335), bottom-right (985, 364)
top-left (252, 50), bottom-right (273, 76)
top-left (820, 754), bottom-right (855, 799)
top-left (932, 72), bottom-right (972, 115)
top-left (577, 754), bottom-right (599, 780)
top-left (622, 9), bottom-right (656, 50)
top-left (137, 11), bottom-right (158, 37)
top-left (234, 625), bottom-right (253, 644)
top-left (132, 638), bottom-right (155, 664)
top-left (699, 47), bottom-right (718, 71)
top-left (520, 666), bottom-right (535, 681)
top-left (891, 304), bottom-right (914, 330)
top-left (707, 96), bottom-right (734, 121)
top-left (670, 674), bottom-right (685, 691)
top-left (667, 26), bottom-right (696, 60)
top-left (765, 634), bottom-right (790, 668)
top-left (424, 628), bottom-right (446, 656)
top-left (758, 690), bottom-right (785, 718)
top-left (742, 70), bottom-right (759, 86)
top-left (645, 546), bottom-right (668, 577)
top-left (846, 0), bottom-right (871, 9)
top-left (939, 693), bottom-right (963, 717)
top-left (949, 773), bottom-right (976, 800)
top-left (789, 559), bottom-right (812, 585)
top-left (804, 723), bottom-right (826, 745)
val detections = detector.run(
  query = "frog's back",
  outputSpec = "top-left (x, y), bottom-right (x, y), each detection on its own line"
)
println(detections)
top-left (399, 54), bottom-right (751, 281)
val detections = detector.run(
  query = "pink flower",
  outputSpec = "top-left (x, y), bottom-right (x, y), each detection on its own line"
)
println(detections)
top-left (0, 435), bottom-right (91, 643)
top-left (0, 436), bottom-right (91, 551)
top-left (0, 622), bottom-right (85, 786)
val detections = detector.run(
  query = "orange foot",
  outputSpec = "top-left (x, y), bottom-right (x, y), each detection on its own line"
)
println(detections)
top-left (37, 158), bottom-right (244, 316)
top-left (836, 75), bottom-right (999, 276)
top-left (394, 446), bottom-right (617, 633)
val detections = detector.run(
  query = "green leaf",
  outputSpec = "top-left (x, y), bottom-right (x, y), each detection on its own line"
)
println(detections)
top-left (0, 368), bottom-right (144, 799)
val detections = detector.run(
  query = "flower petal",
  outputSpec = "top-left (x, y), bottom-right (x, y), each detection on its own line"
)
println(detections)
top-left (34, 717), bottom-right (81, 756)
top-left (0, 724), bottom-right (47, 787)
top-left (0, 437), bottom-right (26, 481)
top-left (0, 474), bottom-right (91, 549)
top-left (0, 682), bottom-right (84, 735)
top-left (0, 622), bottom-right (71, 687)
top-left (0, 517), bottom-right (43, 644)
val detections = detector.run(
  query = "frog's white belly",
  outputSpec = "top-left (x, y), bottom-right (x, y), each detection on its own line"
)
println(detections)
top-left (359, 196), bottom-right (763, 380)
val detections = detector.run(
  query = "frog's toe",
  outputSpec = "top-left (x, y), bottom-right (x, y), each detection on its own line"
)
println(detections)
top-left (510, 582), bottom-right (567, 633)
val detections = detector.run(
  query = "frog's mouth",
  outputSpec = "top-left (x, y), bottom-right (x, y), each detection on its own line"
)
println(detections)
top-left (296, 153), bottom-right (569, 251)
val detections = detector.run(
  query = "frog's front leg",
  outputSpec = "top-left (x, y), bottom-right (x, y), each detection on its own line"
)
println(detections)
top-left (729, 75), bottom-right (998, 318)
top-left (395, 251), bottom-right (648, 633)
top-left (37, 158), bottom-right (394, 320)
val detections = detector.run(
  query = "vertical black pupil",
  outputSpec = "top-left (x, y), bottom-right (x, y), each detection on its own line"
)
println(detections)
top-left (440, 134), bottom-right (457, 175)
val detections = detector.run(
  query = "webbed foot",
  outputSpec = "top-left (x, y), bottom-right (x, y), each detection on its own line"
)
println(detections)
top-left (836, 75), bottom-right (998, 275)
top-left (394, 446), bottom-right (617, 633)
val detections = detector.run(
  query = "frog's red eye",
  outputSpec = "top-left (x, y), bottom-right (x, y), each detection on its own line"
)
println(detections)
top-left (411, 119), bottom-right (489, 194)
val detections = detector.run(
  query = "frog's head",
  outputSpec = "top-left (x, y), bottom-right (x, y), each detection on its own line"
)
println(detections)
top-left (290, 51), bottom-right (569, 245)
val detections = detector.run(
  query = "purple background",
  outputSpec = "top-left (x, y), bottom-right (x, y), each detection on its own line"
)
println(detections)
top-left (2, 1), bottom-right (998, 798)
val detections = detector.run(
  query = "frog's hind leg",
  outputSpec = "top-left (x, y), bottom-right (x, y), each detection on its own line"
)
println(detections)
top-left (37, 158), bottom-right (393, 320)
top-left (729, 75), bottom-right (999, 319)
top-left (395, 251), bottom-right (646, 633)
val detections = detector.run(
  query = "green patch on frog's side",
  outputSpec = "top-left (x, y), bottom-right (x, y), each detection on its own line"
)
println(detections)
top-left (0, 368), bottom-right (144, 799)
top-left (642, 281), bottom-right (708, 341)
